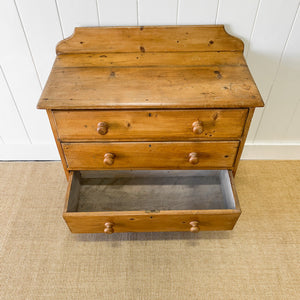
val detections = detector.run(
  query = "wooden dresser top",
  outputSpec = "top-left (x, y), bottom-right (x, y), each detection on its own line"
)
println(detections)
top-left (37, 25), bottom-right (263, 110)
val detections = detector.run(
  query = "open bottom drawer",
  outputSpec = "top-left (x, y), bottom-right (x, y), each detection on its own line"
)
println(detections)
top-left (63, 170), bottom-right (241, 233)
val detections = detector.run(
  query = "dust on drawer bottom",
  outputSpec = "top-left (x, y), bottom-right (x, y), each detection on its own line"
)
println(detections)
top-left (63, 170), bottom-right (241, 233)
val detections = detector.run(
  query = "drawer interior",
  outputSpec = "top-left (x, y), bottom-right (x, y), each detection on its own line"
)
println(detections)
top-left (66, 170), bottom-right (238, 213)
top-left (64, 170), bottom-right (241, 233)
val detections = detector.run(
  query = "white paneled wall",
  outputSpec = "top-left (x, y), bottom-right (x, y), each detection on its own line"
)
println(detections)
top-left (57, 0), bottom-right (99, 37)
top-left (0, 0), bottom-right (299, 160)
top-left (216, 0), bottom-right (260, 55)
top-left (99, 0), bottom-right (137, 26)
top-left (139, 0), bottom-right (178, 25)
top-left (178, 0), bottom-right (219, 25)
top-left (245, 0), bottom-right (300, 141)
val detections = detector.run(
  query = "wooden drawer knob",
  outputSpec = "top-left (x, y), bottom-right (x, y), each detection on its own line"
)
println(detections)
top-left (190, 221), bottom-right (200, 233)
top-left (104, 222), bottom-right (114, 234)
top-left (192, 121), bottom-right (203, 134)
top-left (104, 153), bottom-right (115, 165)
top-left (189, 152), bottom-right (199, 165)
top-left (97, 122), bottom-right (109, 135)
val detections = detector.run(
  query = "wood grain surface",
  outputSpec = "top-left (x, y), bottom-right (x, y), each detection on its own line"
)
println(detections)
top-left (38, 65), bottom-right (263, 109)
top-left (37, 26), bottom-right (263, 110)
top-left (54, 51), bottom-right (246, 68)
top-left (56, 25), bottom-right (244, 54)
top-left (62, 141), bottom-right (239, 170)
top-left (54, 109), bottom-right (248, 141)
top-left (63, 212), bottom-right (241, 233)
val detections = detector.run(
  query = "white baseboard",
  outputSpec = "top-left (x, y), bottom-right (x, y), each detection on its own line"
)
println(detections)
top-left (0, 143), bottom-right (299, 161)
top-left (242, 144), bottom-right (300, 160)
top-left (0, 144), bottom-right (60, 160)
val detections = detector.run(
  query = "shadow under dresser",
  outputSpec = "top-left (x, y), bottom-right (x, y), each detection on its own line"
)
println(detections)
top-left (37, 25), bottom-right (264, 234)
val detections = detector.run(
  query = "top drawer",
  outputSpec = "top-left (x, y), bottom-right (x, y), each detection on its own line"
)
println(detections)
top-left (53, 109), bottom-right (247, 142)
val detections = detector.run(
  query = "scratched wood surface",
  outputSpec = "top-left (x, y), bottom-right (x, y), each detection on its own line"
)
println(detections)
top-left (53, 109), bottom-right (248, 141)
top-left (39, 65), bottom-right (262, 109)
top-left (56, 25), bottom-right (244, 54)
top-left (62, 141), bottom-right (239, 170)
top-left (54, 51), bottom-right (245, 68)
top-left (37, 26), bottom-right (263, 109)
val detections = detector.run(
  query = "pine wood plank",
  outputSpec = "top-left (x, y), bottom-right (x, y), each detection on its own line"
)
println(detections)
top-left (54, 51), bottom-right (246, 68)
top-left (53, 109), bottom-right (247, 141)
top-left (62, 141), bottom-right (239, 170)
top-left (38, 65), bottom-right (263, 109)
top-left (56, 25), bottom-right (244, 54)
top-left (63, 211), bottom-right (241, 233)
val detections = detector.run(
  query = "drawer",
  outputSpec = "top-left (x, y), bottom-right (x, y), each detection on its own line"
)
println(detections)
top-left (62, 141), bottom-right (239, 170)
top-left (53, 109), bottom-right (248, 141)
top-left (63, 170), bottom-right (241, 233)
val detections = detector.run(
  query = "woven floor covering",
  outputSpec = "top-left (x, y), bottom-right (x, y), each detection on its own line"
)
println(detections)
top-left (0, 161), bottom-right (299, 299)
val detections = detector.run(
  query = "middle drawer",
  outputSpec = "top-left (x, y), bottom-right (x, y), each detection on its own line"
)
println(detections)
top-left (62, 141), bottom-right (239, 170)
top-left (54, 109), bottom-right (247, 141)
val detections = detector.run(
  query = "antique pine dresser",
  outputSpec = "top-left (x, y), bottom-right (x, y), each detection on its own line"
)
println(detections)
top-left (37, 25), bottom-right (264, 234)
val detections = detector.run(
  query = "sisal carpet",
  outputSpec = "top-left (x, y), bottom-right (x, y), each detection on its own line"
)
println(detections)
top-left (0, 161), bottom-right (299, 299)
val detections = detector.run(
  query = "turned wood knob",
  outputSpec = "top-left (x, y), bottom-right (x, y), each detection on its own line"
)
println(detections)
top-left (190, 221), bottom-right (200, 233)
top-left (104, 153), bottom-right (115, 165)
top-left (189, 152), bottom-right (199, 165)
top-left (104, 222), bottom-right (114, 234)
top-left (97, 122), bottom-right (109, 135)
top-left (192, 121), bottom-right (203, 134)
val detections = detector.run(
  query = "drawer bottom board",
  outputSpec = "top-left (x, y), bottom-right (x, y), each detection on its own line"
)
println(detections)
top-left (64, 170), bottom-right (241, 233)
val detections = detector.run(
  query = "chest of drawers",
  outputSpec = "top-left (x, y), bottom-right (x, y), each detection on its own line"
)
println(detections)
top-left (37, 25), bottom-right (263, 234)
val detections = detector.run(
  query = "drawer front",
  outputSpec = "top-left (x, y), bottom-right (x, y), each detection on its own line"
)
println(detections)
top-left (63, 170), bottom-right (241, 233)
top-left (64, 213), bottom-right (241, 233)
top-left (54, 109), bottom-right (247, 141)
top-left (62, 141), bottom-right (239, 170)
